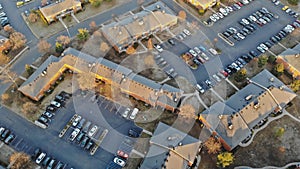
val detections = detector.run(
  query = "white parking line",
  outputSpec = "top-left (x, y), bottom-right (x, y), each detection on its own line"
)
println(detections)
top-left (278, 42), bottom-right (288, 50)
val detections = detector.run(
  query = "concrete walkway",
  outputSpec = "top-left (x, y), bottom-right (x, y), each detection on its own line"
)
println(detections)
top-left (131, 149), bottom-right (145, 158)
top-left (210, 88), bottom-right (225, 102)
top-left (142, 129), bottom-right (153, 136)
top-left (235, 161), bottom-right (300, 169)
top-left (225, 78), bottom-right (239, 91)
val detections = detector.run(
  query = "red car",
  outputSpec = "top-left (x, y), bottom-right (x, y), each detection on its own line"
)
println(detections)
top-left (117, 150), bottom-right (129, 159)
top-left (220, 70), bottom-right (229, 77)
top-left (236, 2), bottom-right (243, 7)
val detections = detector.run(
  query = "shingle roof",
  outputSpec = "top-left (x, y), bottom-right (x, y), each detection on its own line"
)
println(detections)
top-left (200, 69), bottom-right (297, 150)
top-left (39, 0), bottom-right (81, 18)
top-left (18, 48), bottom-right (182, 110)
top-left (140, 122), bottom-right (201, 169)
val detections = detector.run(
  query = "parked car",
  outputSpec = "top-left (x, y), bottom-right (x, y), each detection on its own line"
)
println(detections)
top-left (47, 159), bottom-right (56, 169)
top-left (189, 49), bottom-right (198, 57)
top-left (0, 127), bottom-right (5, 135)
top-left (249, 50), bottom-right (258, 57)
top-left (43, 112), bottom-right (54, 119)
top-left (35, 152), bottom-right (46, 164)
top-left (257, 46), bottom-right (265, 53)
top-left (183, 29), bottom-right (191, 36)
top-left (208, 48), bottom-right (218, 55)
top-left (220, 70), bottom-right (229, 77)
top-left (88, 125), bottom-right (98, 137)
top-left (42, 156), bottom-right (51, 166)
top-left (122, 108), bottom-right (131, 118)
top-left (4, 133), bottom-right (15, 144)
top-left (69, 128), bottom-right (80, 141)
top-left (85, 140), bottom-right (94, 150)
top-left (205, 79), bottom-right (212, 87)
top-left (128, 129), bottom-right (139, 138)
top-left (72, 115), bottom-right (82, 127)
top-left (46, 106), bottom-right (56, 112)
top-left (129, 108), bottom-right (139, 120)
top-left (168, 39), bottom-right (175, 46)
top-left (76, 118), bottom-right (86, 130)
top-left (50, 101), bottom-right (61, 108)
top-left (76, 132), bottom-right (85, 144)
top-left (196, 84), bottom-right (204, 93)
top-left (80, 136), bottom-right (89, 148)
top-left (153, 44), bottom-right (163, 52)
top-left (117, 150), bottom-right (129, 159)
top-left (38, 116), bottom-right (49, 125)
top-left (113, 157), bottom-right (126, 167)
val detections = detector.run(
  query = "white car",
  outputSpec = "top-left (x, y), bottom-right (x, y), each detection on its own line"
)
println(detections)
top-left (189, 49), bottom-right (198, 57)
top-left (219, 8), bottom-right (228, 16)
top-left (122, 108), bottom-right (130, 118)
top-left (183, 29), bottom-right (191, 36)
top-left (249, 15), bottom-right (257, 22)
top-left (69, 128), bottom-right (80, 141)
top-left (153, 44), bottom-right (163, 52)
top-left (217, 12), bottom-right (224, 18)
top-left (242, 18), bottom-right (250, 25)
top-left (50, 101), bottom-right (61, 108)
top-left (72, 115), bottom-right (82, 127)
top-left (114, 157), bottom-right (126, 167)
top-left (129, 108), bottom-right (139, 120)
top-left (213, 13), bottom-right (220, 20)
top-left (242, 0), bottom-right (249, 4)
top-left (259, 43), bottom-right (268, 51)
top-left (209, 48), bottom-right (218, 55)
top-left (88, 125), bottom-right (98, 137)
top-left (194, 47), bottom-right (201, 54)
top-left (259, 18), bottom-right (267, 25)
top-left (257, 46), bottom-right (265, 53)
top-left (237, 33), bottom-right (245, 40)
top-left (196, 84), bottom-right (204, 93)
top-left (35, 152), bottom-right (46, 164)
top-left (200, 52), bottom-right (209, 60)
top-left (212, 74), bottom-right (221, 82)
top-left (210, 15), bottom-right (217, 22)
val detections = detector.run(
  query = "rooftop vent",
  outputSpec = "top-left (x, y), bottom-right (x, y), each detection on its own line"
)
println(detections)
top-left (133, 15), bottom-right (138, 20)
top-left (253, 100), bottom-right (260, 109)
top-left (270, 77), bottom-right (274, 82)
top-left (245, 95), bottom-right (252, 101)
top-left (138, 20), bottom-right (144, 25)
top-left (162, 10), bottom-right (165, 14)
top-left (156, 5), bottom-right (160, 9)
top-left (227, 117), bottom-right (233, 130)
top-left (218, 115), bottom-right (223, 119)
top-left (118, 31), bottom-right (122, 35)
top-left (279, 86), bottom-right (284, 90)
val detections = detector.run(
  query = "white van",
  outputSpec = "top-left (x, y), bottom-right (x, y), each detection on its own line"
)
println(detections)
top-left (129, 108), bottom-right (139, 120)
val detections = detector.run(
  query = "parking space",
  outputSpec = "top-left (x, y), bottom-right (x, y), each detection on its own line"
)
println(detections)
top-left (53, 91), bottom-right (142, 168)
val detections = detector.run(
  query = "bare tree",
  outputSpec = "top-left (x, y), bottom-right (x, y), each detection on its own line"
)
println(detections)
top-left (22, 102), bottom-right (39, 116)
top-left (0, 69), bottom-right (19, 88)
top-left (28, 13), bottom-right (38, 23)
top-left (9, 32), bottom-right (27, 50)
top-left (77, 73), bottom-right (96, 90)
top-left (147, 38), bottom-right (153, 49)
top-left (89, 21), bottom-right (97, 32)
top-left (99, 42), bottom-right (109, 52)
top-left (144, 55), bottom-right (155, 66)
top-left (0, 53), bottom-right (9, 65)
top-left (126, 46), bottom-right (136, 55)
top-left (179, 104), bottom-right (195, 119)
top-left (1, 93), bottom-right (13, 105)
top-left (204, 137), bottom-right (222, 154)
top-left (56, 35), bottom-right (70, 46)
top-left (38, 40), bottom-right (52, 53)
top-left (178, 10), bottom-right (187, 20)
top-left (4, 25), bottom-right (15, 34)
top-left (9, 152), bottom-right (31, 169)
top-left (93, 30), bottom-right (102, 38)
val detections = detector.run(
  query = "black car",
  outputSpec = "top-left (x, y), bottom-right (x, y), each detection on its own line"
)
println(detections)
top-left (1, 129), bottom-right (10, 140)
top-left (239, 30), bottom-right (247, 36)
top-left (265, 41), bottom-right (273, 48)
top-left (274, 35), bottom-right (281, 41)
top-left (249, 50), bottom-right (258, 57)
top-left (278, 32), bottom-right (284, 39)
top-left (168, 39), bottom-right (175, 46)
top-left (245, 25), bottom-right (254, 32)
top-left (4, 133), bottom-right (15, 144)
top-left (232, 34), bottom-right (239, 41)
top-left (32, 148), bottom-right (41, 160)
top-left (223, 31), bottom-right (231, 38)
top-left (42, 156), bottom-right (51, 166)
top-left (249, 23), bottom-right (257, 30)
top-left (55, 161), bottom-right (64, 169)
top-left (128, 129), bottom-right (140, 138)
top-left (76, 132), bottom-right (85, 144)
top-left (239, 21), bottom-right (246, 27)
top-left (80, 136), bottom-right (89, 148)
top-left (242, 27), bottom-right (251, 34)
top-left (85, 140), bottom-right (94, 150)
top-left (38, 116), bottom-right (49, 125)
top-left (224, 68), bottom-right (232, 75)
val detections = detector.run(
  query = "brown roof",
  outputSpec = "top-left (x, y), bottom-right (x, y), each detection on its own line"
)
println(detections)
top-left (40, 0), bottom-right (81, 18)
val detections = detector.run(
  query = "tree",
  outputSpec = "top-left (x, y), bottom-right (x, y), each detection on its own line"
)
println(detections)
top-left (22, 102), bottom-right (39, 116)
top-left (217, 152), bottom-right (234, 168)
top-left (268, 55), bottom-right (277, 63)
top-left (89, 0), bottom-right (103, 7)
top-left (126, 46), bottom-right (136, 55)
top-left (179, 104), bottom-right (195, 119)
top-left (178, 10), bottom-right (186, 20)
top-left (99, 42), bottom-right (109, 52)
top-left (9, 152), bottom-right (31, 169)
top-left (234, 68), bottom-right (247, 82)
top-left (28, 13), bottom-right (38, 23)
top-left (56, 35), bottom-right (70, 46)
top-left (258, 55), bottom-right (268, 67)
top-left (204, 137), bottom-right (222, 154)
top-left (77, 28), bottom-right (89, 42)
top-left (287, 0), bottom-right (299, 5)
top-left (273, 63), bottom-right (284, 76)
top-left (0, 53), bottom-right (9, 65)
top-left (275, 127), bottom-right (285, 138)
top-left (290, 80), bottom-right (300, 92)
top-left (0, 70), bottom-right (18, 87)
top-left (41, 0), bottom-right (47, 6)
top-left (1, 93), bottom-right (13, 105)
top-left (89, 21), bottom-right (97, 32)
top-left (147, 38), bottom-right (153, 50)
top-left (25, 64), bottom-right (34, 75)
top-left (77, 72), bottom-right (96, 90)
top-left (4, 25), bottom-right (15, 34)
top-left (9, 32), bottom-right (27, 50)
top-left (38, 40), bottom-right (51, 53)
top-left (55, 42), bottom-right (64, 53)
top-left (144, 55), bottom-right (155, 66)
top-left (93, 30), bottom-right (102, 38)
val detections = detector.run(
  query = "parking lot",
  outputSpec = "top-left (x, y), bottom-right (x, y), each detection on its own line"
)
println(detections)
top-left (154, 0), bottom-right (297, 93)
top-left (55, 91), bottom-right (142, 168)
